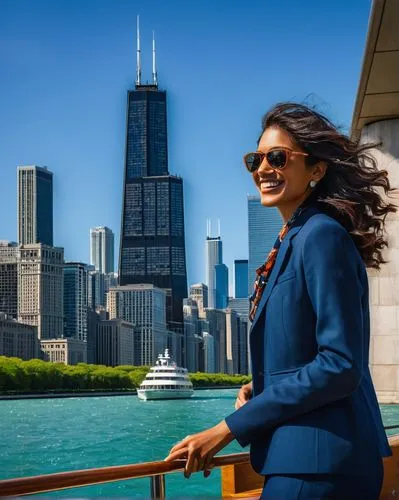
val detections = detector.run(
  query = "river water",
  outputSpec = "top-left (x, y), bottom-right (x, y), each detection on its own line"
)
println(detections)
top-left (1, 389), bottom-right (398, 498)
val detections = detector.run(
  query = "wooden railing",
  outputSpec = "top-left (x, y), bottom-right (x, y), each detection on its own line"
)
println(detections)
top-left (0, 453), bottom-right (249, 498)
top-left (1, 432), bottom-right (399, 499)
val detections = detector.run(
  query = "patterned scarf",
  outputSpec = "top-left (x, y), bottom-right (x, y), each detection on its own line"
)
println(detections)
top-left (249, 200), bottom-right (312, 322)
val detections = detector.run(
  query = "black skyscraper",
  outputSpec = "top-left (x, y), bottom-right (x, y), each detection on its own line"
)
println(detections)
top-left (119, 26), bottom-right (188, 330)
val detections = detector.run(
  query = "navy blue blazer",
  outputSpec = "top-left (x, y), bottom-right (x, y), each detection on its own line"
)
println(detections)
top-left (225, 204), bottom-right (392, 476)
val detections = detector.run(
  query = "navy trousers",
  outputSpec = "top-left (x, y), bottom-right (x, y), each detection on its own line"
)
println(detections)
top-left (260, 457), bottom-right (384, 499)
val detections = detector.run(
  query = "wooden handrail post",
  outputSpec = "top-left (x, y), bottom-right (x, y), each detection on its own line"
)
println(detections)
top-left (150, 474), bottom-right (165, 499)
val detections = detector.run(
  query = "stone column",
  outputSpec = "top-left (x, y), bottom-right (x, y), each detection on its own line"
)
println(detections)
top-left (360, 119), bottom-right (399, 403)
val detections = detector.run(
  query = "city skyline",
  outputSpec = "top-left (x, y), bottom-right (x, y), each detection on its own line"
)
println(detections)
top-left (0, 0), bottom-right (372, 294)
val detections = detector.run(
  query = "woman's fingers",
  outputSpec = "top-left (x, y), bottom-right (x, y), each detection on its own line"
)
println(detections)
top-left (164, 447), bottom-right (188, 462)
top-left (184, 450), bottom-right (199, 478)
top-left (167, 435), bottom-right (190, 456)
top-left (235, 397), bottom-right (245, 410)
top-left (203, 455), bottom-right (213, 478)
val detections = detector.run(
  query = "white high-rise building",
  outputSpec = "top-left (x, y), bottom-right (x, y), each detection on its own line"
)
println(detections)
top-left (18, 244), bottom-right (64, 339)
top-left (107, 284), bottom-right (168, 366)
top-left (90, 226), bottom-right (114, 274)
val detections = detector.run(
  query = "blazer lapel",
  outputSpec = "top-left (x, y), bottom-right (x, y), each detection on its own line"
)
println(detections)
top-left (249, 233), bottom-right (295, 332)
top-left (249, 204), bottom-right (321, 333)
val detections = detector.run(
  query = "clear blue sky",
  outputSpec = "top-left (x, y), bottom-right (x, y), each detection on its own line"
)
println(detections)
top-left (0, 0), bottom-right (371, 293)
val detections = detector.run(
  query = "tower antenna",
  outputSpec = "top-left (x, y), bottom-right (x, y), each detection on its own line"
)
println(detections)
top-left (152, 31), bottom-right (158, 86)
top-left (136, 15), bottom-right (141, 86)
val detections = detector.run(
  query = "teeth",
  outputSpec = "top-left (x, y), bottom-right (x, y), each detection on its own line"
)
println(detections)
top-left (261, 181), bottom-right (283, 188)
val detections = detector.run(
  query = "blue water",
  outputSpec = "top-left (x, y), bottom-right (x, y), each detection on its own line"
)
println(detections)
top-left (1, 389), bottom-right (398, 498)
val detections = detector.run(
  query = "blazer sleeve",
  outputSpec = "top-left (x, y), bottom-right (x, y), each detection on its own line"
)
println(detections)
top-left (225, 221), bottom-right (365, 448)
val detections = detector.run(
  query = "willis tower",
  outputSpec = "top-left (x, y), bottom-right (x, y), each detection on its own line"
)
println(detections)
top-left (119, 18), bottom-right (188, 331)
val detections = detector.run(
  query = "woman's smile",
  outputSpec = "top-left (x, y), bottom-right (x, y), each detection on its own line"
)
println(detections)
top-left (259, 179), bottom-right (285, 193)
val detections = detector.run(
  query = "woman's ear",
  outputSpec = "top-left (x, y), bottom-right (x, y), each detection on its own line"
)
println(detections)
top-left (313, 161), bottom-right (328, 182)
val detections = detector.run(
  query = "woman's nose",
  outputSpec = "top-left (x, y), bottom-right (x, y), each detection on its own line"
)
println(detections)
top-left (257, 157), bottom-right (273, 174)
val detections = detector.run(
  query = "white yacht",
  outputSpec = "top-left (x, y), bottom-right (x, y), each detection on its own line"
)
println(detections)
top-left (137, 349), bottom-right (194, 401)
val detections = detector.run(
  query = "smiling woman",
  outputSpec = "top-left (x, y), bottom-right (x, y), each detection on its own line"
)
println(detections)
top-left (165, 102), bottom-right (398, 499)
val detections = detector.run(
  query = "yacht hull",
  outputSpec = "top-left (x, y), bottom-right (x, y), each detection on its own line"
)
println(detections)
top-left (137, 389), bottom-right (194, 401)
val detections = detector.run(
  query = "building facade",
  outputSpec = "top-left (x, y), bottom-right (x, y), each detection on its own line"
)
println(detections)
top-left (189, 283), bottom-right (208, 318)
top-left (183, 298), bottom-right (200, 372)
top-left (18, 244), bottom-right (64, 339)
top-left (202, 332), bottom-right (215, 373)
top-left (40, 338), bottom-right (87, 365)
top-left (205, 308), bottom-right (226, 373)
top-left (349, 0), bottom-right (399, 403)
top-left (90, 226), bottom-right (114, 274)
top-left (17, 166), bottom-right (53, 246)
top-left (215, 263), bottom-right (229, 309)
top-left (107, 284), bottom-right (168, 365)
top-left (234, 259), bottom-right (249, 299)
top-left (225, 309), bottom-right (240, 375)
top-left (64, 262), bottom-right (88, 341)
top-left (0, 314), bottom-right (38, 360)
top-left (0, 241), bottom-right (18, 319)
top-left (95, 319), bottom-right (134, 366)
top-left (247, 195), bottom-right (282, 295)
top-left (87, 267), bottom-right (105, 310)
top-left (228, 297), bottom-right (250, 374)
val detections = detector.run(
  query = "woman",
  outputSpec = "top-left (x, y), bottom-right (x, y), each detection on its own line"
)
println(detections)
top-left (164, 103), bottom-right (396, 498)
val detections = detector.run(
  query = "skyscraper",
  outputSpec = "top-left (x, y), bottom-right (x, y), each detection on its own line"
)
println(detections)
top-left (189, 283), bottom-right (208, 318)
top-left (247, 195), bottom-right (282, 295)
top-left (90, 226), bottom-right (114, 274)
top-left (64, 262), bottom-right (88, 341)
top-left (234, 259), bottom-right (248, 299)
top-left (17, 166), bottom-right (53, 246)
top-left (215, 263), bottom-right (228, 309)
top-left (107, 283), bottom-right (168, 365)
top-left (18, 244), bottom-right (64, 339)
top-left (0, 241), bottom-right (18, 319)
top-left (205, 220), bottom-right (223, 309)
top-left (119, 19), bottom-right (187, 330)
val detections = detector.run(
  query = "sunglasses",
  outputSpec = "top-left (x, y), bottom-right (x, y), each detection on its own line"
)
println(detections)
top-left (243, 147), bottom-right (308, 173)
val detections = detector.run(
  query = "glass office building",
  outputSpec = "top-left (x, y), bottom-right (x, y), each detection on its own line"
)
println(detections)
top-left (215, 263), bottom-right (228, 309)
top-left (17, 166), bottom-right (53, 246)
top-left (234, 259), bottom-right (248, 299)
top-left (247, 195), bottom-right (282, 296)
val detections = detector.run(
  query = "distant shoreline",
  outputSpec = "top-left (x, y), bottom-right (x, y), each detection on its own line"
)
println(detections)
top-left (0, 385), bottom-right (241, 400)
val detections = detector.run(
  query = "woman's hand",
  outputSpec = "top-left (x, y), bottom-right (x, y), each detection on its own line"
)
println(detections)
top-left (235, 381), bottom-right (253, 410)
top-left (164, 420), bottom-right (234, 479)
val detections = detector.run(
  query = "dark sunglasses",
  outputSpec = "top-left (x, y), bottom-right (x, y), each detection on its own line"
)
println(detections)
top-left (243, 147), bottom-right (308, 173)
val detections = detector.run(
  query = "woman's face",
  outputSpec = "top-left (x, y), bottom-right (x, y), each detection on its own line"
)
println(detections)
top-left (253, 126), bottom-right (320, 221)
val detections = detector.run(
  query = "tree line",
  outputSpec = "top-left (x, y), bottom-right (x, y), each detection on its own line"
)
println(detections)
top-left (0, 356), bottom-right (251, 393)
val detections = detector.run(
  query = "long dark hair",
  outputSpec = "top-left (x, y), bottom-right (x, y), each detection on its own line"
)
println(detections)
top-left (259, 102), bottom-right (398, 269)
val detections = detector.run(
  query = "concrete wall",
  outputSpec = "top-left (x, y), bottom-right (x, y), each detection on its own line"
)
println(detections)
top-left (360, 119), bottom-right (399, 403)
